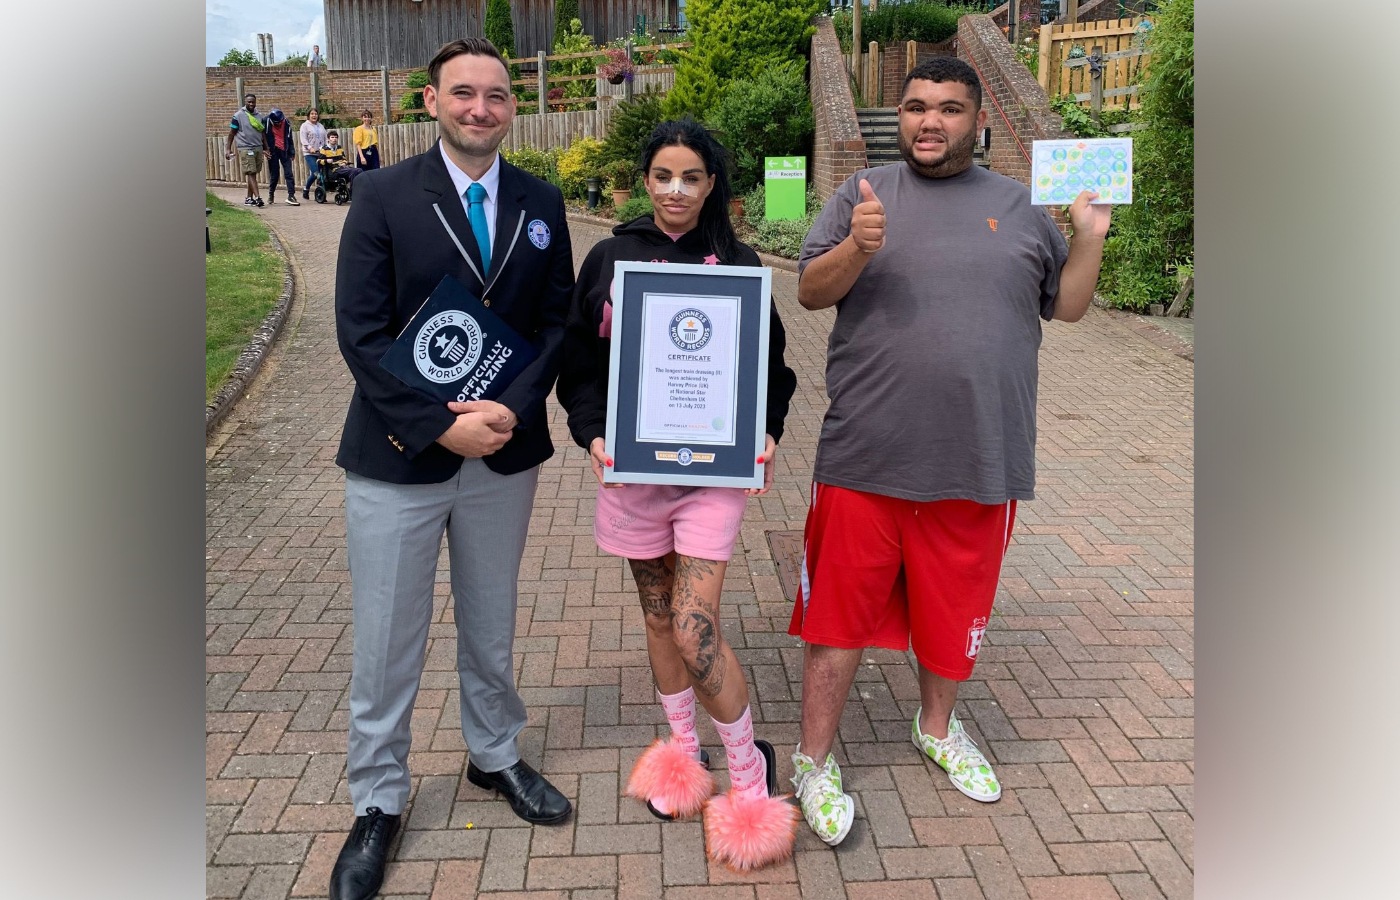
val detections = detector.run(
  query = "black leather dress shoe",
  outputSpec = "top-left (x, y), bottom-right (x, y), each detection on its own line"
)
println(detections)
top-left (329, 806), bottom-right (400, 900)
top-left (466, 758), bottom-right (572, 824)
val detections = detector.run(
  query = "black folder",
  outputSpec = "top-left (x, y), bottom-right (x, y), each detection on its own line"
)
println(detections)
top-left (379, 274), bottom-right (538, 404)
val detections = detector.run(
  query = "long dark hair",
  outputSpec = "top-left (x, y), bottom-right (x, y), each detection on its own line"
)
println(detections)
top-left (637, 118), bottom-right (742, 264)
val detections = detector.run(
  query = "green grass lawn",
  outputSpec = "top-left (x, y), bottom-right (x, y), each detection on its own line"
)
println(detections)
top-left (206, 191), bottom-right (284, 403)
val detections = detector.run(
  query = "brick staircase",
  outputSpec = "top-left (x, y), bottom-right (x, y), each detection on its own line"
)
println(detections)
top-left (855, 107), bottom-right (991, 169)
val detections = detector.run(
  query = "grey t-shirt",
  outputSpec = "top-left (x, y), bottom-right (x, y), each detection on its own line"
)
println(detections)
top-left (798, 163), bottom-right (1069, 504)
top-left (230, 108), bottom-right (266, 151)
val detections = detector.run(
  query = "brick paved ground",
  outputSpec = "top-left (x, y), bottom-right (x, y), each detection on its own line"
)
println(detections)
top-left (206, 185), bottom-right (1193, 899)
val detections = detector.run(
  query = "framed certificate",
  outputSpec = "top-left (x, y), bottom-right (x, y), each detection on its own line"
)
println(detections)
top-left (604, 261), bottom-right (772, 487)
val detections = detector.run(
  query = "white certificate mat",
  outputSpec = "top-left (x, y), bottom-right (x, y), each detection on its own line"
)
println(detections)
top-left (635, 293), bottom-right (741, 445)
top-left (1031, 138), bottom-right (1133, 205)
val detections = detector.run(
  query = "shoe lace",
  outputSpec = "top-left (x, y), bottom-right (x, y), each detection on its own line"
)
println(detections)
top-left (942, 730), bottom-right (990, 772)
top-left (356, 807), bottom-right (393, 847)
top-left (796, 761), bottom-right (844, 806)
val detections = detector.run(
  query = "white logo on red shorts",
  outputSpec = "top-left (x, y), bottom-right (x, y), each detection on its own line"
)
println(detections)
top-left (966, 617), bottom-right (989, 660)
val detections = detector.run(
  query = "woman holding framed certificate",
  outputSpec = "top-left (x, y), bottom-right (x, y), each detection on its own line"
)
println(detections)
top-left (557, 119), bottom-right (798, 871)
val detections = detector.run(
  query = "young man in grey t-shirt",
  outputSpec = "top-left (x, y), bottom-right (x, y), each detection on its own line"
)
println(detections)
top-left (785, 57), bottom-right (1112, 846)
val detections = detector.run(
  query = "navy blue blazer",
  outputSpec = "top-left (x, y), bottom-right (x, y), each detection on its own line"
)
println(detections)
top-left (334, 143), bottom-right (575, 483)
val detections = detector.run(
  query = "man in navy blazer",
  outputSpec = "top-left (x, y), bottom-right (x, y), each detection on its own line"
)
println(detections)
top-left (330, 38), bottom-right (575, 900)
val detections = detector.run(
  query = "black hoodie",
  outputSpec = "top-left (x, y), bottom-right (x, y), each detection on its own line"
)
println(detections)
top-left (557, 215), bottom-right (797, 450)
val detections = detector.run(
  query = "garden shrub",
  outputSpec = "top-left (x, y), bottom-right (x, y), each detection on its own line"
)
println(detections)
top-left (706, 60), bottom-right (813, 193)
top-left (555, 136), bottom-right (606, 199)
top-left (665, 0), bottom-right (823, 119)
top-left (601, 90), bottom-right (667, 165)
top-left (616, 196), bottom-right (654, 222)
top-left (503, 146), bottom-right (559, 184)
top-left (484, 0), bottom-right (517, 57)
top-left (833, 2), bottom-right (984, 52)
top-left (740, 184), bottom-right (823, 258)
top-left (551, 18), bottom-right (598, 109)
top-left (1098, 0), bottom-right (1193, 311)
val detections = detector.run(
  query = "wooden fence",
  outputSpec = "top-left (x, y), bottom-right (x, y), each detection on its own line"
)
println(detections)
top-left (1037, 16), bottom-right (1152, 111)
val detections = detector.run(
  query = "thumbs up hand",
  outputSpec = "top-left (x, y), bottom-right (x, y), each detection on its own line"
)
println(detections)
top-left (851, 178), bottom-right (886, 254)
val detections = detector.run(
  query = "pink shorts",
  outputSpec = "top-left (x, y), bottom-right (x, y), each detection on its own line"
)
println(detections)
top-left (594, 483), bottom-right (747, 562)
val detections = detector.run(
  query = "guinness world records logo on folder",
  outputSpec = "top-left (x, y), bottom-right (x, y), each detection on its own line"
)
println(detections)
top-left (379, 274), bottom-right (538, 404)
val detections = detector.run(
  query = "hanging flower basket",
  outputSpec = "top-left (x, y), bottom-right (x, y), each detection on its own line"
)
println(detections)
top-left (598, 48), bottom-right (635, 86)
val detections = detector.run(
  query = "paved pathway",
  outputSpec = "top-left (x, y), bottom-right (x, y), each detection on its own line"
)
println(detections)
top-left (206, 185), bottom-right (1193, 899)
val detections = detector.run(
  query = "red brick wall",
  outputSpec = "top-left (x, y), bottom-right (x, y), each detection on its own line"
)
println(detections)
top-left (958, 14), bottom-right (1074, 232)
top-left (809, 16), bottom-right (867, 202)
top-left (880, 36), bottom-right (958, 109)
top-left (207, 67), bottom-right (423, 137)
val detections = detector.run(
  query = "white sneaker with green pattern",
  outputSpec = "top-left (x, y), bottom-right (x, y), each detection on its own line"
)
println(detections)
top-left (790, 745), bottom-right (855, 846)
top-left (912, 708), bottom-right (1002, 802)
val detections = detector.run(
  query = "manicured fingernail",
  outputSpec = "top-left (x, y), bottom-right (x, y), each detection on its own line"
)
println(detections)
top-left (605, 458), bottom-right (613, 466)
top-left (756, 456), bottom-right (765, 463)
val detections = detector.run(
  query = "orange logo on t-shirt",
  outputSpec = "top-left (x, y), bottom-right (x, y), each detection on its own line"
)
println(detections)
top-left (986, 218), bottom-right (998, 232)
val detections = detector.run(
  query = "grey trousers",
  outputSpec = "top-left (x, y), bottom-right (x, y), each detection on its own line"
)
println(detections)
top-left (344, 459), bottom-right (539, 815)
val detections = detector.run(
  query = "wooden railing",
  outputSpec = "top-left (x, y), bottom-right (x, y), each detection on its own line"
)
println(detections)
top-left (500, 42), bottom-right (688, 114)
top-left (1037, 16), bottom-right (1153, 111)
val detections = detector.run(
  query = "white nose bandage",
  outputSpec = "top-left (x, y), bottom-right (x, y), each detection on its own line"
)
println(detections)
top-left (650, 177), bottom-right (701, 198)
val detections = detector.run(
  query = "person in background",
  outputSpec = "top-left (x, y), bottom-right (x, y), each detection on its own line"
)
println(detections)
top-left (556, 118), bottom-right (799, 872)
top-left (353, 110), bottom-right (380, 171)
top-left (299, 108), bottom-right (327, 200)
top-left (264, 109), bottom-right (299, 205)
top-left (308, 43), bottom-right (325, 67)
top-left (316, 131), bottom-right (361, 187)
top-left (224, 92), bottom-right (266, 207)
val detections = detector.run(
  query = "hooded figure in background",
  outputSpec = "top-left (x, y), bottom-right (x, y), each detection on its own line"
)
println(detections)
top-left (264, 108), bottom-right (299, 205)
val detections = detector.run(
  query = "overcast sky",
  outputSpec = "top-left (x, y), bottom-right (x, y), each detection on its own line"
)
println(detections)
top-left (206, 0), bottom-right (325, 66)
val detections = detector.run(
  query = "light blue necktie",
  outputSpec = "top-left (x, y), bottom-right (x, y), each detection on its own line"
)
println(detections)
top-left (466, 182), bottom-right (491, 274)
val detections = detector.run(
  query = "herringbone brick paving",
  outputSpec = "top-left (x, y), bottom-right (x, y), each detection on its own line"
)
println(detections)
top-left (206, 185), bottom-right (1193, 899)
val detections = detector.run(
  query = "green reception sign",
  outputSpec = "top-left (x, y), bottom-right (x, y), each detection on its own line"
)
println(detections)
top-left (764, 156), bottom-right (806, 221)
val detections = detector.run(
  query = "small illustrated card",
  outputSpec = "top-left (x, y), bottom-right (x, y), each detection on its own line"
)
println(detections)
top-left (1030, 138), bottom-right (1133, 205)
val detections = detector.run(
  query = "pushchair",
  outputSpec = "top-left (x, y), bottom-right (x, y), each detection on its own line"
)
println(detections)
top-left (313, 155), bottom-right (356, 205)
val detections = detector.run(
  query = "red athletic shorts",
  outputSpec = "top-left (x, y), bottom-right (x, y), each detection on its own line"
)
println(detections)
top-left (787, 483), bottom-right (1016, 681)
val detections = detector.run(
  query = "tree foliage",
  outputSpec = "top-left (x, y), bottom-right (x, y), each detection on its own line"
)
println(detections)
top-left (550, 18), bottom-right (598, 108)
top-left (1098, 0), bottom-right (1194, 311)
top-left (706, 61), bottom-right (814, 193)
top-left (554, 0), bottom-right (581, 49)
top-left (601, 91), bottom-right (667, 167)
top-left (484, 0), bottom-right (518, 57)
top-left (218, 48), bottom-right (259, 67)
top-left (832, 2), bottom-right (982, 52)
top-left (664, 0), bottom-right (823, 119)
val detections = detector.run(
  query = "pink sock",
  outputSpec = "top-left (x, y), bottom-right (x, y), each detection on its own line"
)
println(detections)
top-left (658, 687), bottom-right (702, 759)
top-left (712, 706), bottom-right (767, 799)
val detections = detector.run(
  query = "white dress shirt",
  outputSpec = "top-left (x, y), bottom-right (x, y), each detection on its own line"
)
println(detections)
top-left (439, 143), bottom-right (500, 248)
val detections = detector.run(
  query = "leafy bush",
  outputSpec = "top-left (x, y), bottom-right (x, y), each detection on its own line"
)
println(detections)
top-left (616, 196), bottom-right (654, 221)
top-left (1049, 96), bottom-right (1133, 139)
top-left (555, 136), bottom-right (607, 199)
top-left (602, 90), bottom-right (667, 166)
top-left (554, 0), bottom-right (581, 45)
top-left (833, 2), bottom-right (983, 52)
top-left (706, 60), bottom-right (813, 193)
top-left (484, 0), bottom-right (517, 57)
top-left (504, 146), bottom-right (560, 185)
top-left (1098, 0), bottom-right (1193, 311)
top-left (740, 183), bottom-right (822, 258)
top-left (600, 158), bottom-right (639, 192)
top-left (551, 18), bottom-right (599, 109)
top-left (665, 0), bottom-right (823, 119)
